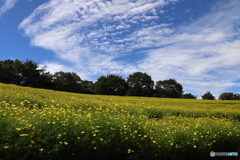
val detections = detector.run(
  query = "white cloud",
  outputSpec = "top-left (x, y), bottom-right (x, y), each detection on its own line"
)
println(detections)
top-left (0, 0), bottom-right (18, 17)
top-left (18, 0), bottom-right (240, 98)
top-left (19, 0), bottom-right (178, 77)
top-left (137, 0), bottom-right (240, 97)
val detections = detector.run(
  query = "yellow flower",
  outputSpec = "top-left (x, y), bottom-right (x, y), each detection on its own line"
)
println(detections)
top-left (59, 141), bottom-right (63, 144)
top-left (31, 141), bottom-right (34, 144)
top-left (64, 142), bottom-right (68, 145)
top-left (4, 146), bottom-right (9, 149)
top-left (39, 148), bottom-right (43, 151)
top-left (127, 149), bottom-right (134, 153)
top-left (77, 137), bottom-right (80, 139)
top-left (16, 128), bottom-right (21, 131)
top-left (19, 134), bottom-right (28, 136)
top-left (93, 147), bottom-right (97, 149)
top-left (193, 145), bottom-right (196, 148)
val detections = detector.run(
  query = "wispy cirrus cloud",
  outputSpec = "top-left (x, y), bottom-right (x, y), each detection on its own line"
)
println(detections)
top-left (138, 0), bottom-right (240, 98)
top-left (19, 0), bottom-right (178, 78)
top-left (19, 0), bottom-right (240, 97)
top-left (0, 0), bottom-right (18, 17)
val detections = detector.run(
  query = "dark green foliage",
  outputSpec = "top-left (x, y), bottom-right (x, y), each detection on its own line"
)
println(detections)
top-left (126, 72), bottom-right (154, 97)
top-left (218, 92), bottom-right (235, 100)
top-left (0, 59), bottom-right (23, 85)
top-left (81, 80), bottom-right (95, 94)
top-left (181, 93), bottom-right (197, 99)
top-left (52, 71), bottom-right (82, 93)
top-left (155, 79), bottom-right (183, 98)
top-left (94, 74), bottom-right (128, 96)
top-left (201, 91), bottom-right (215, 100)
top-left (219, 92), bottom-right (240, 100)
top-left (0, 59), bottom-right (51, 88)
top-left (0, 59), bottom-right (93, 93)
top-left (234, 93), bottom-right (240, 100)
top-left (38, 67), bottom-right (55, 89)
top-left (21, 60), bottom-right (47, 88)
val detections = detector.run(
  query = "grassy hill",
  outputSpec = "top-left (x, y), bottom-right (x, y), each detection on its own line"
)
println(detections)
top-left (0, 83), bottom-right (239, 160)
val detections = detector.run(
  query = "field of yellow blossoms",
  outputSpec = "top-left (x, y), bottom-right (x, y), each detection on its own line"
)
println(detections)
top-left (0, 83), bottom-right (240, 160)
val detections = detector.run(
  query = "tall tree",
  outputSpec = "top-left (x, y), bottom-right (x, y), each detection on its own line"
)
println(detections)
top-left (94, 74), bottom-right (128, 96)
top-left (234, 93), bottom-right (240, 100)
top-left (155, 79), bottom-right (183, 98)
top-left (21, 59), bottom-right (43, 87)
top-left (0, 59), bottom-right (23, 85)
top-left (52, 71), bottom-right (82, 93)
top-left (218, 92), bottom-right (235, 100)
top-left (126, 72), bottom-right (154, 97)
top-left (37, 65), bottom-right (54, 89)
top-left (81, 80), bottom-right (95, 94)
top-left (202, 91), bottom-right (215, 100)
top-left (181, 93), bottom-right (197, 99)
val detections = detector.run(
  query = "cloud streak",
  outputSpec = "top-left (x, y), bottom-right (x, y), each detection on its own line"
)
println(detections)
top-left (19, 0), bottom-right (240, 97)
top-left (19, 0), bottom-right (178, 77)
top-left (0, 0), bottom-right (18, 17)
top-left (138, 0), bottom-right (240, 97)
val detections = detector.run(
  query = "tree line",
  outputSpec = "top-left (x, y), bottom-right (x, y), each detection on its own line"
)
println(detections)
top-left (0, 59), bottom-right (239, 100)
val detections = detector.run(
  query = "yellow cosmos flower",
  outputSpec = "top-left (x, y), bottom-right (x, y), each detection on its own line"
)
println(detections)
top-left (127, 149), bottom-right (134, 153)
top-left (19, 134), bottom-right (28, 136)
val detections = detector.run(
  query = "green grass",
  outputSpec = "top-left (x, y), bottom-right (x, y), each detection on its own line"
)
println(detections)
top-left (0, 83), bottom-right (240, 160)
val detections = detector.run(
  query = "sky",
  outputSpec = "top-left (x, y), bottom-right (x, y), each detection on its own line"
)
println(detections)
top-left (0, 0), bottom-right (240, 99)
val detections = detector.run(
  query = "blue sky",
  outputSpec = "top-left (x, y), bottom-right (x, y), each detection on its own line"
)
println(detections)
top-left (1, 0), bottom-right (240, 99)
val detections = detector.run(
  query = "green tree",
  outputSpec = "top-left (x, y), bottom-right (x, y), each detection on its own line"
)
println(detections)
top-left (81, 80), bottom-right (94, 94)
top-left (21, 59), bottom-right (44, 87)
top-left (52, 71), bottom-right (82, 93)
top-left (94, 74), bottom-right (128, 96)
top-left (0, 59), bottom-right (53, 88)
top-left (0, 59), bottom-right (24, 85)
top-left (202, 91), bottom-right (215, 100)
top-left (234, 93), bottom-right (240, 100)
top-left (218, 92), bottom-right (235, 100)
top-left (155, 79), bottom-right (183, 98)
top-left (126, 72), bottom-right (154, 97)
top-left (181, 93), bottom-right (197, 99)
top-left (37, 65), bottom-right (54, 89)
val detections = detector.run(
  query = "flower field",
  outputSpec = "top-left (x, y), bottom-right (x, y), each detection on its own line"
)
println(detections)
top-left (0, 83), bottom-right (240, 160)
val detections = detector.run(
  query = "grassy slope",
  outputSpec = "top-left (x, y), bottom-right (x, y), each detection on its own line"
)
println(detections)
top-left (0, 83), bottom-right (240, 160)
